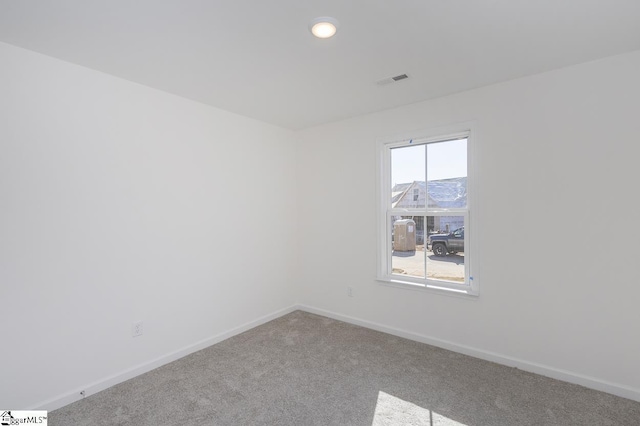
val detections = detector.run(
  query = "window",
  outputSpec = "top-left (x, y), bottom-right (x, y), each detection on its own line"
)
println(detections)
top-left (378, 128), bottom-right (477, 295)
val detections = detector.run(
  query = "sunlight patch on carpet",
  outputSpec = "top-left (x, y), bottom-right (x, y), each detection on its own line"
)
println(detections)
top-left (372, 391), bottom-right (467, 426)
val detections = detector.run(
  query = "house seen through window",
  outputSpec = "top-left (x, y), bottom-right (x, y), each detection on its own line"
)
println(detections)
top-left (378, 131), bottom-right (475, 294)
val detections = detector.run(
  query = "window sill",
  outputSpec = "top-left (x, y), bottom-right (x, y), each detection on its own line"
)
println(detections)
top-left (376, 277), bottom-right (479, 299)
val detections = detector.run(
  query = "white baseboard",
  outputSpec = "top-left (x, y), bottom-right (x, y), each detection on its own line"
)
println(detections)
top-left (33, 303), bottom-right (640, 410)
top-left (297, 304), bottom-right (640, 403)
top-left (34, 305), bottom-right (298, 411)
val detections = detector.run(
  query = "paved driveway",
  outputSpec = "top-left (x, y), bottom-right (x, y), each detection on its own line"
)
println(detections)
top-left (392, 246), bottom-right (464, 282)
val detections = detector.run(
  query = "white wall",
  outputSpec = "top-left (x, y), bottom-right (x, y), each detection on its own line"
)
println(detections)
top-left (296, 50), bottom-right (640, 399)
top-left (0, 42), bottom-right (298, 409)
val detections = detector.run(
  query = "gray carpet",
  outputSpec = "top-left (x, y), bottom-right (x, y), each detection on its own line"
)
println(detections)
top-left (50, 311), bottom-right (640, 425)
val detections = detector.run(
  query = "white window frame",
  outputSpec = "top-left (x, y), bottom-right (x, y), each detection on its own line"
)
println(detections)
top-left (376, 124), bottom-right (479, 296)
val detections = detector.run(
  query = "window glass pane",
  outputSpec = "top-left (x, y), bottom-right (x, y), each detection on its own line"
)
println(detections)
top-left (426, 138), bottom-right (467, 209)
top-left (391, 215), bottom-right (425, 279)
top-left (382, 133), bottom-right (471, 290)
top-left (391, 144), bottom-right (425, 208)
top-left (426, 216), bottom-right (465, 283)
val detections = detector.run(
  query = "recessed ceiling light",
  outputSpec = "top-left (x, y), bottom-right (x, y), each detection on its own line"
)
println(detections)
top-left (309, 17), bottom-right (339, 39)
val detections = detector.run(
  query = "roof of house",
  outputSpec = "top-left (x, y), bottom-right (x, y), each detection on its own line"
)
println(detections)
top-left (392, 177), bottom-right (467, 209)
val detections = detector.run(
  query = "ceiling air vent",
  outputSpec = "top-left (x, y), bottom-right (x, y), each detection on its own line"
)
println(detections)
top-left (376, 73), bottom-right (409, 86)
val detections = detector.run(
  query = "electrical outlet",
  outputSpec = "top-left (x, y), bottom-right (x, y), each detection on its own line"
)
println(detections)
top-left (347, 286), bottom-right (353, 297)
top-left (132, 321), bottom-right (144, 337)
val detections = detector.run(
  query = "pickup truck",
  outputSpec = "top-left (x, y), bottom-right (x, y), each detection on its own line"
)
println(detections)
top-left (428, 227), bottom-right (464, 256)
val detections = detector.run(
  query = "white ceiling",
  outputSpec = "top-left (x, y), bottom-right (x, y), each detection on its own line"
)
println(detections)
top-left (2, 1), bottom-right (640, 130)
